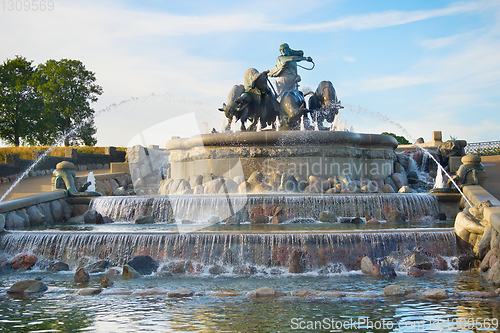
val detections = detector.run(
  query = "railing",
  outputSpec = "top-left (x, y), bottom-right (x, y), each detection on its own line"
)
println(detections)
top-left (465, 141), bottom-right (500, 155)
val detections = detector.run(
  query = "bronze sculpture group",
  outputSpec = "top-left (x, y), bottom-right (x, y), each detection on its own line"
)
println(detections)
top-left (219, 43), bottom-right (342, 131)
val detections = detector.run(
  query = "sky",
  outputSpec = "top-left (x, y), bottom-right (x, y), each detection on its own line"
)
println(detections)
top-left (1, 0), bottom-right (499, 147)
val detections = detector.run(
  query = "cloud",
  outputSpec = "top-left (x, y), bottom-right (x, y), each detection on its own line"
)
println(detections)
top-left (420, 30), bottom-right (482, 49)
top-left (342, 56), bottom-right (356, 63)
top-left (270, 0), bottom-right (498, 32)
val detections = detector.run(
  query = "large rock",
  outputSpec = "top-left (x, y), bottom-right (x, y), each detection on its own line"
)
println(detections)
top-left (174, 179), bottom-right (190, 194)
top-left (289, 248), bottom-right (307, 273)
top-left (361, 256), bottom-right (377, 275)
top-left (113, 187), bottom-right (129, 196)
top-left (383, 285), bottom-right (409, 297)
top-left (204, 178), bottom-right (224, 194)
top-left (108, 179), bottom-right (120, 193)
top-left (11, 254), bottom-right (37, 270)
top-left (189, 175), bottom-right (203, 188)
top-left (83, 209), bottom-right (104, 224)
top-left (38, 203), bottom-right (54, 224)
top-left (398, 186), bottom-right (412, 193)
top-left (122, 264), bottom-right (142, 279)
top-left (360, 256), bottom-right (396, 277)
top-left (85, 260), bottom-right (111, 273)
top-left (407, 267), bottom-right (425, 277)
top-left (127, 255), bottom-right (159, 275)
top-left (74, 267), bottom-right (90, 283)
top-left (48, 261), bottom-right (70, 272)
top-left (59, 199), bottom-right (73, 221)
top-left (135, 215), bottom-right (155, 224)
top-left (50, 200), bottom-right (65, 223)
top-left (247, 171), bottom-right (264, 187)
top-left (5, 212), bottom-right (26, 229)
top-left (381, 184), bottom-right (395, 194)
top-left (477, 225), bottom-right (492, 259)
top-left (388, 211), bottom-right (406, 223)
top-left (407, 252), bottom-right (432, 270)
top-left (454, 212), bottom-right (484, 244)
top-left (219, 178), bottom-right (238, 194)
top-left (280, 173), bottom-right (300, 192)
top-left (246, 287), bottom-right (286, 297)
top-left (433, 256), bottom-right (449, 271)
top-left (16, 209), bottom-right (30, 227)
top-left (383, 177), bottom-right (398, 192)
top-left (486, 261), bottom-right (500, 285)
top-left (396, 153), bottom-right (412, 171)
top-left (451, 255), bottom-right (477, 271)
top-left (95, 181), bottom-right (109, 196)
top-left (7, 280), bottom-right (48, 294)
top-left (65, 215), bottom-right (85, 224)
top-left (208, 265), bottom-right (226, 275)
top-left (251, 215), bottom-right (268, 224)
top-left (391, 173), bottom-right (408, 190)
top-left (319, 211), bottom-right (337, 223)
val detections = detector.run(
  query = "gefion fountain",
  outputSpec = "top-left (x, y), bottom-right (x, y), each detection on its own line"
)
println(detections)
top-left (1, 44), bottom-right (498, 332)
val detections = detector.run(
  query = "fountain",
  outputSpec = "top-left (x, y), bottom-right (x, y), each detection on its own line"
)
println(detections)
top-left (1, 44), bottom-right (499, 332)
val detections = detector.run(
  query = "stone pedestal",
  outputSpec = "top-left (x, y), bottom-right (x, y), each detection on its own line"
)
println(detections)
top-left (166, 131), bottom-right (398, 181)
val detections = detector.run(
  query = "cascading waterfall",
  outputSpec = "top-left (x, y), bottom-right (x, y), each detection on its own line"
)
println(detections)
top-left (0, 229), bottom-right (457, 272)
top-left (89, 193), bottom-right (440, 223)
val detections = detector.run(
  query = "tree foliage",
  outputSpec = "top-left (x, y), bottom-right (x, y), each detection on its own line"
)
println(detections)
top-left (35, 59), bottom-right (103, 146)
top-left (0, 56), bottom-right (102, 146)
top-left (0, 56), bottom-right (42, 146)
top-left (381, 132), bottom-right (411, 145)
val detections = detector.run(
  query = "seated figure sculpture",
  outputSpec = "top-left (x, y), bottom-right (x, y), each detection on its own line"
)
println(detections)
top-left (268, 43), bottom-right (313, 102)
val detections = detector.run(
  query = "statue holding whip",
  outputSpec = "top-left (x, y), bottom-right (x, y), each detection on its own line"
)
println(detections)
top-left (268, 43), bottom-right (314, 101)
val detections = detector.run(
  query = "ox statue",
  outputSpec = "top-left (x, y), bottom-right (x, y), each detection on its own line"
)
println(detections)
top-left (308, 81), bottom-right (341, 130)
top-left (218, 84), bottom-right (245, 131)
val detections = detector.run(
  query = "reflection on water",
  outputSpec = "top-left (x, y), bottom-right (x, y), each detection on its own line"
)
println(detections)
top-left (0, 272), bottom-right (499, 332)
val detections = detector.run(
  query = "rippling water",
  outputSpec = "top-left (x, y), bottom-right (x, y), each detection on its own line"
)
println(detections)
top-left (0, 271), bottom-right (499, 332)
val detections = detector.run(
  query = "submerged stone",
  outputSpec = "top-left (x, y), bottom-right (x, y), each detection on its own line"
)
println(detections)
top-left (167, 288), bottom-right (194, 298)
top-left (421, 288), bottom-right (448, 300)
top-left (8, 280), bottom-right (48, 294)
top-left (246, 287), bottom-right (286, 297)
top-left (383, 285), bottom-right (409, 297)
top-left (100, 276), bottom-right (114, 288)
top-left (78, 287), bottom-right (102, 296)
top-left (122, 264), bottom-right (142, 279)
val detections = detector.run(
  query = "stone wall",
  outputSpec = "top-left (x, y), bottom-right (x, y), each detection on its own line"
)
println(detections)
top-left (0, 148), bottom-right (126, 178)
top-left (454, 185), bottom-right (500, 284)
top-left (0, 172), bottom-right (134, 232)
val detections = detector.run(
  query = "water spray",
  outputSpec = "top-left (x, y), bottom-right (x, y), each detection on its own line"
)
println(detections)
top-left (343, 104), bottom-right (473, 207)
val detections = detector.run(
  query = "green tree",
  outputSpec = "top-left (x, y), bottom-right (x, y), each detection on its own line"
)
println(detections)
top-left (382, 132), bottom-right (411, 145)
top-left (36, 59), bottom-right (103, 146)
top-left (0, 56), bottom-right (42, 146)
